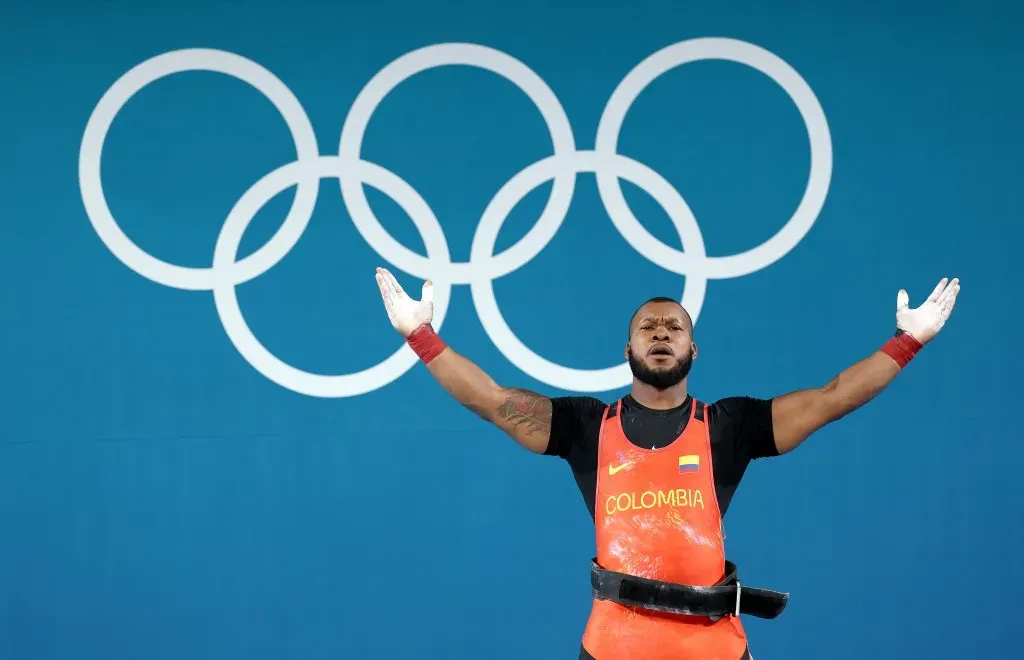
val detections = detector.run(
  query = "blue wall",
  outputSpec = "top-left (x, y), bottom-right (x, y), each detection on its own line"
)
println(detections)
top-left (2, 1), bottom-right (1021, 658)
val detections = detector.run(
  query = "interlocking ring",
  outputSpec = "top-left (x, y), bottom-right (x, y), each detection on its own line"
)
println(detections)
top-left (79, 39), bottom-right (832, 397)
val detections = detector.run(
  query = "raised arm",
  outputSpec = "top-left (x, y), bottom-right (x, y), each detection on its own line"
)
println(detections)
top-left (374, 267), bottom-right (552, 454)
top-left (771, 277), bottom-right (960, 454)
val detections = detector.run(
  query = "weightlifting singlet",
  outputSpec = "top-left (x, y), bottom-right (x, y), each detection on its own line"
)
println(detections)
top-left (580, 398), bottom-right (749, 660)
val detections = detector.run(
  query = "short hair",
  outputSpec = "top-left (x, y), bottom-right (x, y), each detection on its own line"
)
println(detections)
top-left (628, 297), bottom-right (693, 337)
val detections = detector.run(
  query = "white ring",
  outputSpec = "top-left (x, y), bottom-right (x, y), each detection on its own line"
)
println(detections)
top-left (212, 156), bottom-right (452, 398)
top-left (470, 150), bottom-right (707, 392)
top-left (595, 37), bottom-right (832, 279)
top-left (337, 43), bottom-right (577, 285)
top-left (78, 48), bottom-right (321, 291)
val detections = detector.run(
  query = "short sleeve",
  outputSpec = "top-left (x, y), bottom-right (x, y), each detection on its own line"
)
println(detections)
top-left (545, 396), bottom-right (606, 459)
top-left (709, 396), bottom-right (778, 460)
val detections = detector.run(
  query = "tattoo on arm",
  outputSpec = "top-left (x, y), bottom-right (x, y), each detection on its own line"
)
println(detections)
top-left (496, 388), bottom-right (552, 440)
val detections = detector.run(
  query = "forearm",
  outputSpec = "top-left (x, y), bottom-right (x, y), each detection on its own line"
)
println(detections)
top-left (423, 347), bottom-right (503, 419)
top-left (815, 351), bottom-right (901, 421)
top-left (772, 333), bottom-right (921, 453)
top-left (410, 326), bottom-right (552, 453)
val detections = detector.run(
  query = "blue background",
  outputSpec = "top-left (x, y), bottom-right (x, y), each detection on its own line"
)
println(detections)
top-left (2, 0), bottom-right (1022, 658)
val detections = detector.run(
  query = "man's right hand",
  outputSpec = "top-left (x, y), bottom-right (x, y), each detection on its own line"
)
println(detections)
top-left (375, 267), bottom-right (434, 337)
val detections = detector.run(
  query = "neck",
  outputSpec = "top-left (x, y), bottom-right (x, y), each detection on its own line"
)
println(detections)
top-left (629, 379), bottom-right (689, 410)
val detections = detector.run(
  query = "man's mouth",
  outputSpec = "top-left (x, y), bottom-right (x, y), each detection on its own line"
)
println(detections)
top-left (648, 345), bottom-right (673, 357)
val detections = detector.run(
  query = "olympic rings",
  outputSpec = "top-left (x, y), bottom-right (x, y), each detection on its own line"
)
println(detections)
top-left (78, 39), bottom-right (832, 396)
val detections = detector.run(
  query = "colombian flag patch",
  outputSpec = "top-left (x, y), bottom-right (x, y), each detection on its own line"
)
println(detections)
top-left (678, 454), bottom-right (699, 474)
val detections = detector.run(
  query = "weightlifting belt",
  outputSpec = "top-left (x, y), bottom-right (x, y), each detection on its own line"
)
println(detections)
top-left (590, 559), bottom-right (789, 620)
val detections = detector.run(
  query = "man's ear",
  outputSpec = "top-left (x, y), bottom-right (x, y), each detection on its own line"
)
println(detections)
top-left (691, 342), bottom-right (698, 359)
top-left (624, 342), bottom-right (631, 360)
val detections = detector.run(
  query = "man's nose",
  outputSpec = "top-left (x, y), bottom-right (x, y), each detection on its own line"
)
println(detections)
top-left (653, 326), bottom-right (670, 340)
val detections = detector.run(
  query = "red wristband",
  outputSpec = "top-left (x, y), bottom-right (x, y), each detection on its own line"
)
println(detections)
top-left (880, 331), bottom-right (922, 368)
top-left (406, 324), bottom-right (447, 364)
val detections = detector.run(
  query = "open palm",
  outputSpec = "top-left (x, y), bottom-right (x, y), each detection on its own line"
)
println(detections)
top-left (375, 267), bottom-right (434, 337)
top-left (897, 277), bottom-right (960, 344)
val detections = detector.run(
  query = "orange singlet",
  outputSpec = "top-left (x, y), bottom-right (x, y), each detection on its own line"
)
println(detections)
top-left (580, 398), bottom-right (750, 660)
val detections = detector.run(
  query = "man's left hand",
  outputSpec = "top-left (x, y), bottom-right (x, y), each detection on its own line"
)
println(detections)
top-left (896, 277), bottom-right (960, 345)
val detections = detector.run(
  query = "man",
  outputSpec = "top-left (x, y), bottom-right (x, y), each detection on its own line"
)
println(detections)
top-left (374, 267), bottom-right (960, 660)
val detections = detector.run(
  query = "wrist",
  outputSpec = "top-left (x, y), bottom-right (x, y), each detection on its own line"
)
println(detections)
top-left (880, 330), bottom-right (923, 368)
top-left (406, 324), bottom-right (446, 364)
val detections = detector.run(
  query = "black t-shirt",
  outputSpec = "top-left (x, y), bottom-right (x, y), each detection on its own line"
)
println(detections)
top-left (545, 394), bottom-right (779, 518)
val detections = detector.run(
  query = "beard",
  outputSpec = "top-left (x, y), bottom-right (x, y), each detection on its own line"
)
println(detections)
top-left (627, 345), bottom-right (693, 390)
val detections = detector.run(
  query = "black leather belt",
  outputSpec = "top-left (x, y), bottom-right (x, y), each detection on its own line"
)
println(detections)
top-left (590, 559), bottom-right (789, 620)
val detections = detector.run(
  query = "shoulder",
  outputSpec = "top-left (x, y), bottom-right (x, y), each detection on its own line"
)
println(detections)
top-left (545, 396), bottom-right (608, 458)
top-left (551, 396), bottom-right (609, 426)
top-left (705, 395), bottom-right (778, 459)
top-left (706, 395), bottom-right (773, 421)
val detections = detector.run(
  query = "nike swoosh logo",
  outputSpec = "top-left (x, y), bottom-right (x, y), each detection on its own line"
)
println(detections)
top-left (608, 462), bottom-right (630, 476)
